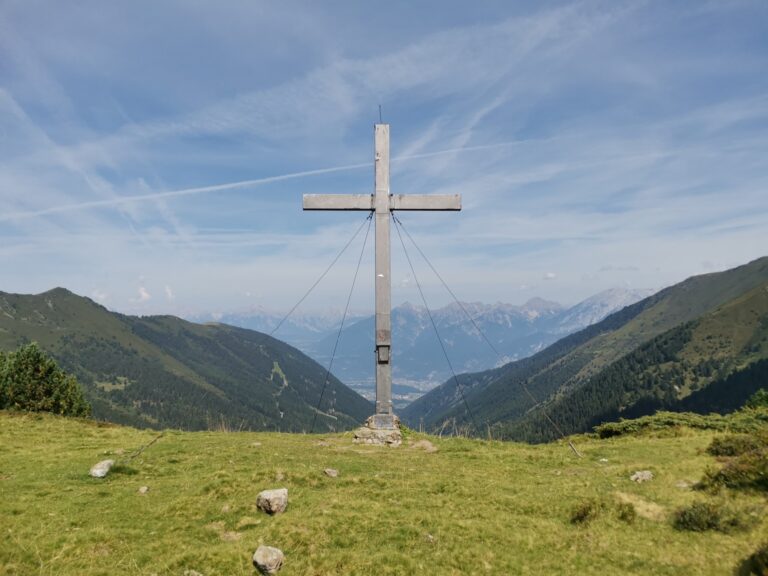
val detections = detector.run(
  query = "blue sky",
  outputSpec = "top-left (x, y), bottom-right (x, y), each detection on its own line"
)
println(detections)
top-left (1, 0), bottom-right (767, 316)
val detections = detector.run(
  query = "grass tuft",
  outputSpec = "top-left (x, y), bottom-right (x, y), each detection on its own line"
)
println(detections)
top-left (616, 501), bottom-right (637, 524)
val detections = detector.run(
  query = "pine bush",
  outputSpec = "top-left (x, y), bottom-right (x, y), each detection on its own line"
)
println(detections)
top-left (0, 343), bottom-right (91, 417)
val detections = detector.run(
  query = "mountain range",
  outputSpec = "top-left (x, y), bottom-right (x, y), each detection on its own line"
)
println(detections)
top-left (0, 288), bottom-right (372, 432)
top-left (401, 256), bottom-right (768, 441)
top-left (5, 256), bottom-right (764, 441)
top-left (193, 288), bottom-right (654, 405)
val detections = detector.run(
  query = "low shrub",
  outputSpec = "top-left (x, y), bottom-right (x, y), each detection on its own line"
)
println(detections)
top-left (739, 542), bottom-right (768, 576)
top-left (707, 434), bottom-right (765, 457)
top-left (570, 499), bottom-right (602, 525)
top-left (745, 389), bottom-right (768, 410)
top-left (699, 449), bottom-right (768, 493)
top-left (596, 411), bottom-right (728, 438)
top-left (595, 409), bottom-right (768, 439)
top-left (672, 500), bottom-right (756, 533)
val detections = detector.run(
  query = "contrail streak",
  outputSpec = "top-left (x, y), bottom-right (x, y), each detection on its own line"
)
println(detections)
top-left (1, 162), bottom-right (371, 222)
top-left (2, 138), bottom-right (538, 222)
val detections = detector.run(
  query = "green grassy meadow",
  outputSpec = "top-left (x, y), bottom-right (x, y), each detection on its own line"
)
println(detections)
top-left (1, 411), bottom-right (765, 575)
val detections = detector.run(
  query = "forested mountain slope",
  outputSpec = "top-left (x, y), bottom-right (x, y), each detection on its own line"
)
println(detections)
top-left (402, 257), bottom-right (768, 441)
top-left (0, 288), bottom-right (371, 431)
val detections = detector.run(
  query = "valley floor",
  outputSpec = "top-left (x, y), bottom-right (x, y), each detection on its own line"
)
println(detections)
top-left (0, 412), bottom-right (765, 575)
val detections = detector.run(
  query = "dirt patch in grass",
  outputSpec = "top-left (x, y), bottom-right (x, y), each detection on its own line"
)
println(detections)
top-left (614, 491), bottom-right (666, 521)
top-left (411, 439), bottom-right (438, 453)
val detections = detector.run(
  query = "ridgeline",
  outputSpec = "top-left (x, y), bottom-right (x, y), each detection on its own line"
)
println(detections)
top-left (403, 256), bottom-right (768, 441)
top-left (0, 288), bottom-right (371, 432)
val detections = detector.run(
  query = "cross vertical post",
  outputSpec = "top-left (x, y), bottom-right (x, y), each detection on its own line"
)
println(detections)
top-left (303, 124), bottom-right (461, 435)
top-left (374, 124), bottom-right (392, 417)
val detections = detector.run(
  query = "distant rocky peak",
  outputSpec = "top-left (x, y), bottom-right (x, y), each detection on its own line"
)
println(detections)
top-left (521, 297), bottom-right (564, 314)
top-left (578, 287), bottom-right (655, 307)
top-left (397, 301), bottom-right (423, 312)
top-left (554, 287), bottom-right (656, 334)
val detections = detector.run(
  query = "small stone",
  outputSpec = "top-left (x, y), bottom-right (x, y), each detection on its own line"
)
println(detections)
top-left (256, 488), bottom-right (288, 515)
top-left (89, 459), bottom-right (115, 478)
top-left (251, 442), bottom-right (262, 447)
top-left (324, 468), bottom-right (339, 478)
top-left (425, 533), bottom-right (436, 544)
top-left (675, 480), bottom-right (691, 489)
top-left (221, 504), bottom-right (231, 513)
top-left (599, 458), bottom-right (608, 463)
top-left (630, 470), bottom-right (654, 483)
top-left (253, 545), bottom-right (284, 575)
top-left (138, 486), bottom-right (149, 495)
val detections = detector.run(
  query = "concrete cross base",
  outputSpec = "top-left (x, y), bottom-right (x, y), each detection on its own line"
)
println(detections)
top-left (353, 414), bottom-right (402, 446)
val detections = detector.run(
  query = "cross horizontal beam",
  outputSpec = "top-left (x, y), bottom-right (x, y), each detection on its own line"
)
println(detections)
top-left (303, 194), bottom-right (372, 210)
top-left (391, 194), bottom-right (461, 211)
top-left (303, 193), bottom-right (461, 211)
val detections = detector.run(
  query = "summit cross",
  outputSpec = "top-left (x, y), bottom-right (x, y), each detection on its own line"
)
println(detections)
top-left (303, 124), bottom-right (461, 429)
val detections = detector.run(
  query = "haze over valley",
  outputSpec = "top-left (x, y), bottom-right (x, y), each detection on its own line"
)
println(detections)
top-left (191, 287), bottom-right (655, 405)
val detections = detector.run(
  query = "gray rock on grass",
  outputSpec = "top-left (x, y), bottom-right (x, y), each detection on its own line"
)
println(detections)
top-left (253, 545), bottom-right (284, 574)
top-left (89, 459), bottom-right (115, 478)
top-left (256, 488), bottom-right (288, 515)
top-left (324, 468), bottom-right (339, 478)
top-left (630, 470), bottom-right (654, 483)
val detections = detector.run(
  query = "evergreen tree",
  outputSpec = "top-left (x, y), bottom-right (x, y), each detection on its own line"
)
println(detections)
top-left (0, 343), bottom-right (91, 417)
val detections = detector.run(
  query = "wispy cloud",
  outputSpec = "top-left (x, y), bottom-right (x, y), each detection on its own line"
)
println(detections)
top-left (132, 286), bottom-right (151, 304)
top-left (1, 0), bottom-right (767, 314)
